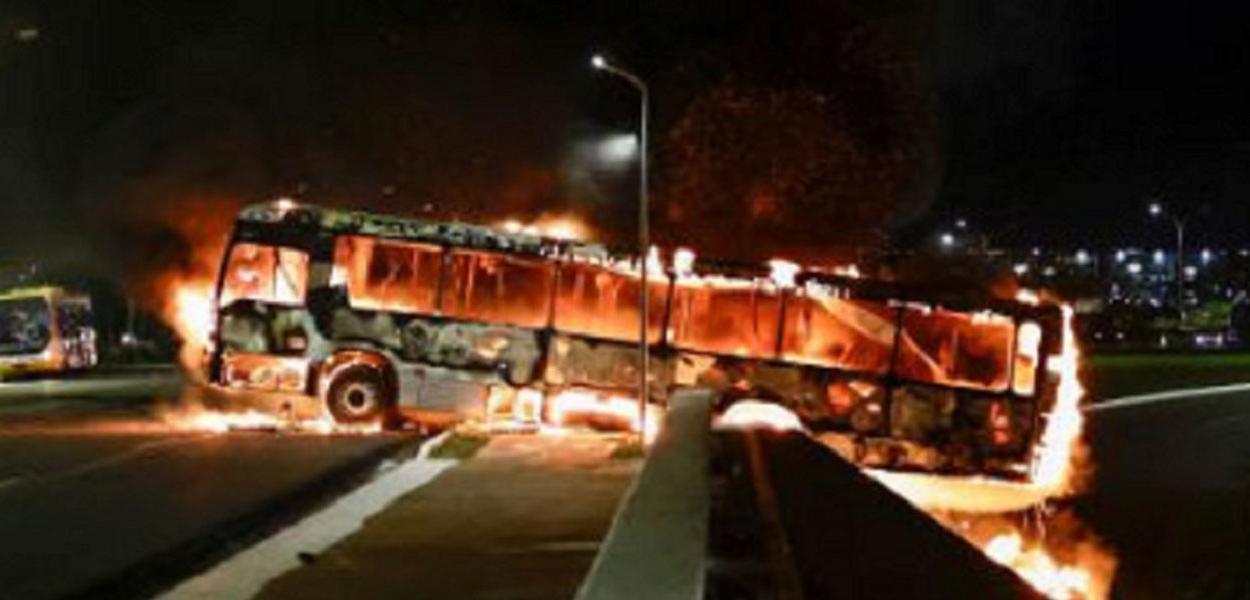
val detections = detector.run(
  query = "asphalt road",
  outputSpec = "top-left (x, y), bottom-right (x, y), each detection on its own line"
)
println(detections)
top-left (0, 370), bottom-right (418, 600)
top-left (1081, 387), bottom-right (1250, 599)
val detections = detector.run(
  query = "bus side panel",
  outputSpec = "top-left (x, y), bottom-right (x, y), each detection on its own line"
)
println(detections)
top-left (544, 333), bottom-right (670, 397)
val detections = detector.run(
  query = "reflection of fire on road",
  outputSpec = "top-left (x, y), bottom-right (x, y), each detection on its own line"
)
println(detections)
top-left (156, 387), bottom-right (384, 435)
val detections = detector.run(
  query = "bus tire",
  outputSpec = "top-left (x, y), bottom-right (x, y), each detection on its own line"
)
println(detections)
top-left (326, 366), bottom-right (394, 425)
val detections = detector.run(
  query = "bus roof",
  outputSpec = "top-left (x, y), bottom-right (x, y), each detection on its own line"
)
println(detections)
top-left (237, 199), bottom-right (1061, 322)
top-left (0, 286), bottom-right (86, 303)
top-left (239, 200), bottom-right (614, 262)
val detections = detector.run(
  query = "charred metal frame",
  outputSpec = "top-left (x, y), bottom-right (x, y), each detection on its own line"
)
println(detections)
top-left (208, 201), bottom-right (1066, 480)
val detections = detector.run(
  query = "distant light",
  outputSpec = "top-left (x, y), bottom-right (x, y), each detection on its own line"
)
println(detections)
top-left (1127, 262), bottom-right (1142, 275)
top-left (1184, 265), bottom-right (1198, 279)
top-left (273, 197), bottom-right (297, 214)
top-left (591, 54), bottom-right (606, 69)
top-left (1031, 247), bottom-right (1041, 257)
top-left (1012, 263), bottom-right (1029, 276)
top-left (1115, 249), bottom-right (1126, 263)
top-left (955, 218), bottom-right (968, 230)
top-left (939, 232), bottom-right (955, 247)
top-left (14, 26), bottom-right (38, 43)
top-left (1153, 249), bottom-right (1166, 265)
top-left (1075, 249), bottom-right (1090, 265)
top-left (1148, 202), bottom-right (1163, 216)
top-left (1201, 248), bottom-right (1213, 264)
top-left (1042, 266), bottom-right (1057, 277)
top-left (596, 133), bottom-right (638, 163)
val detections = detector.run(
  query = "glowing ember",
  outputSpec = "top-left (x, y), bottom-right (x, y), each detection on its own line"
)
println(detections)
top-left (714, 400), bottom-right (804, 432)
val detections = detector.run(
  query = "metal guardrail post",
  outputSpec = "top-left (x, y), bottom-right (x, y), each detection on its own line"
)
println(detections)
top-left (575, 388), bottom-right (713, 600)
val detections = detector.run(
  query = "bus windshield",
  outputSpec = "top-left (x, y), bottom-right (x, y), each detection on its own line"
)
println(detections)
top-left (0, 297), bottom-right (51, 355)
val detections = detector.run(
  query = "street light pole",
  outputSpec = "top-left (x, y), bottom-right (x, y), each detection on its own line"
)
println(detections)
top-left (1149, 201), bottom-right (1188, 321)
top-left (1174, 216), bottom-right (1186, 321)
top-left (592, 54), bottom-right (650, 444)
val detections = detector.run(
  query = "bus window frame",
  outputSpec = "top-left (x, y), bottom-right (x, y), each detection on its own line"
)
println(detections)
top-left (440, 248), bottom-right (558, 329)
top-left (550, 258), bottom-right (671, 345)
top-left (219, 241), bottom-right (311, 308)
top-left (334, 235), bottom-right (445, 316)
top-left (890, 302), bottom-right (1017, 394)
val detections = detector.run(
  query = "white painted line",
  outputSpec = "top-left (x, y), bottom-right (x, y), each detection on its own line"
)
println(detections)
top-left (1088, 381), bottom-right (1250, 413)
top-left (160, 432), bottom-right (457, 600)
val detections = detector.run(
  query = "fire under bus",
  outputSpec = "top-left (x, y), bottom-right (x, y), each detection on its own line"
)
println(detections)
top-left (206, 200), bottom-right (1065, 483)
top-left (0, 286), bottom-right (98, 379)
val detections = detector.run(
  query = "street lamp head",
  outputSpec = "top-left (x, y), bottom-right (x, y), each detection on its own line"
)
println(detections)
top-left (591, 54), bottom-right (606, 70)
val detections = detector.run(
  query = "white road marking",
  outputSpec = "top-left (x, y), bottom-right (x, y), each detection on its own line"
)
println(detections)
top-left (159, 431), bottom-right (457, 600)
top-left (1088, 381), bottom-right (1250, 413)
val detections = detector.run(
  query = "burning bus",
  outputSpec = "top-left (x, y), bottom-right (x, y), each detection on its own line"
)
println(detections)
top-left (0, 286), bottom-right (98, 379)
top-left (205, 199), bottom-right (1070, 483)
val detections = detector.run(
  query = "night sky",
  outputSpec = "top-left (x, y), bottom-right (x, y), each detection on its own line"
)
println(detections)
top-left (2, 1), bottom-right (1249, 282)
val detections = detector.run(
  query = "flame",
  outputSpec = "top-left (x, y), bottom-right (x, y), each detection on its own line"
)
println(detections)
top-left (1031, 305), bottom-right (1085, 494)
top-left (983, 532), bottom-right (1097, 600)
top-left (545, 389), bottom-right (662, 444)
top-left (495, 214), bottom-right (592, 241)
top-left (163, 406), bottom-right (382, 435)
top-left (713, 400), bottom-right (804, 432)
top-left (168, 278), bottom-right (215, 377)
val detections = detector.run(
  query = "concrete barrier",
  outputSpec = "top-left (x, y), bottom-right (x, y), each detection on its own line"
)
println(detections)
top-left (575, 388), bottom-right (713, 600)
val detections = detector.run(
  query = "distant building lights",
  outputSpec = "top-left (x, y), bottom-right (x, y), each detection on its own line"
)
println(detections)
top-left (1115, 249), bottom-right (1126, 263)
top-left (1012, 263), bottom-right (1029, 276)
top-left (1153, 249), bottom-right (1166, 265)
top-left (1075, 249), bottom-right (1090, 265)
top-left (1127, 262), bottom-right (1143, 275)
top-left (1201, 248), bottom-right (1213, 264)
top-left (939, 232), bottom-right (955, 247)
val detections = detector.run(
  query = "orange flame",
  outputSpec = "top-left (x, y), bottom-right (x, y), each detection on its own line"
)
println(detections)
top-left (162, 406), bottom-right (382, 435)
top-left (545, 389), bottom-right (663, 444)
top-left (168, 278), bottom-right (215, 378)
top-left (713, 400), bottom-right (804, 432)
top-left (1031, 304), bottom-right (1085, 494)
top-left (983, 532), bottom-right (1102, 600)
top-left (496, 214), bottom-right (593, 241)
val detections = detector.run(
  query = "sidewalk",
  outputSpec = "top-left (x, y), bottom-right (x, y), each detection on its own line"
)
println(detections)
top-left (258, 433), bottom-right (640, 600)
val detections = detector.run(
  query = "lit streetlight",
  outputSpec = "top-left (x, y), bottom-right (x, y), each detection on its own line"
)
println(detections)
top-left (1147, 201), bottom-right (1187, 319)
top-left (939, 232), bottom-right (955, 248)
top-left (592, 53), bottom-right (651, 444)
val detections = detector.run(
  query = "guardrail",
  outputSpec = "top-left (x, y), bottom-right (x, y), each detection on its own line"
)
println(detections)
top-left (575, 388), bottom-right (713, 600)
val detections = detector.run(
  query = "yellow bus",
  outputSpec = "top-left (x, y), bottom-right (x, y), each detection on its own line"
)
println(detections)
top-left (0, 287), bottom-right (98, 379)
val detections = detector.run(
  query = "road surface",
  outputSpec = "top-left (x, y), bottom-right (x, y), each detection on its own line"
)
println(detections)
top-left (1082, 386), bottom-right (1250, 599)
top-left (0, 370), bottom-right (420, 600)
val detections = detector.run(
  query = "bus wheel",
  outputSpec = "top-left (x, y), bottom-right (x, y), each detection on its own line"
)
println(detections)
top-left (326, 366), bottom-right (393, 425)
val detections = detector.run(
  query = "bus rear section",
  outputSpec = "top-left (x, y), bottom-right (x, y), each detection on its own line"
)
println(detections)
top-left (0, 287), bottom-right (98, 379)
top-left (206, 200), bottom-right (1070, 484)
